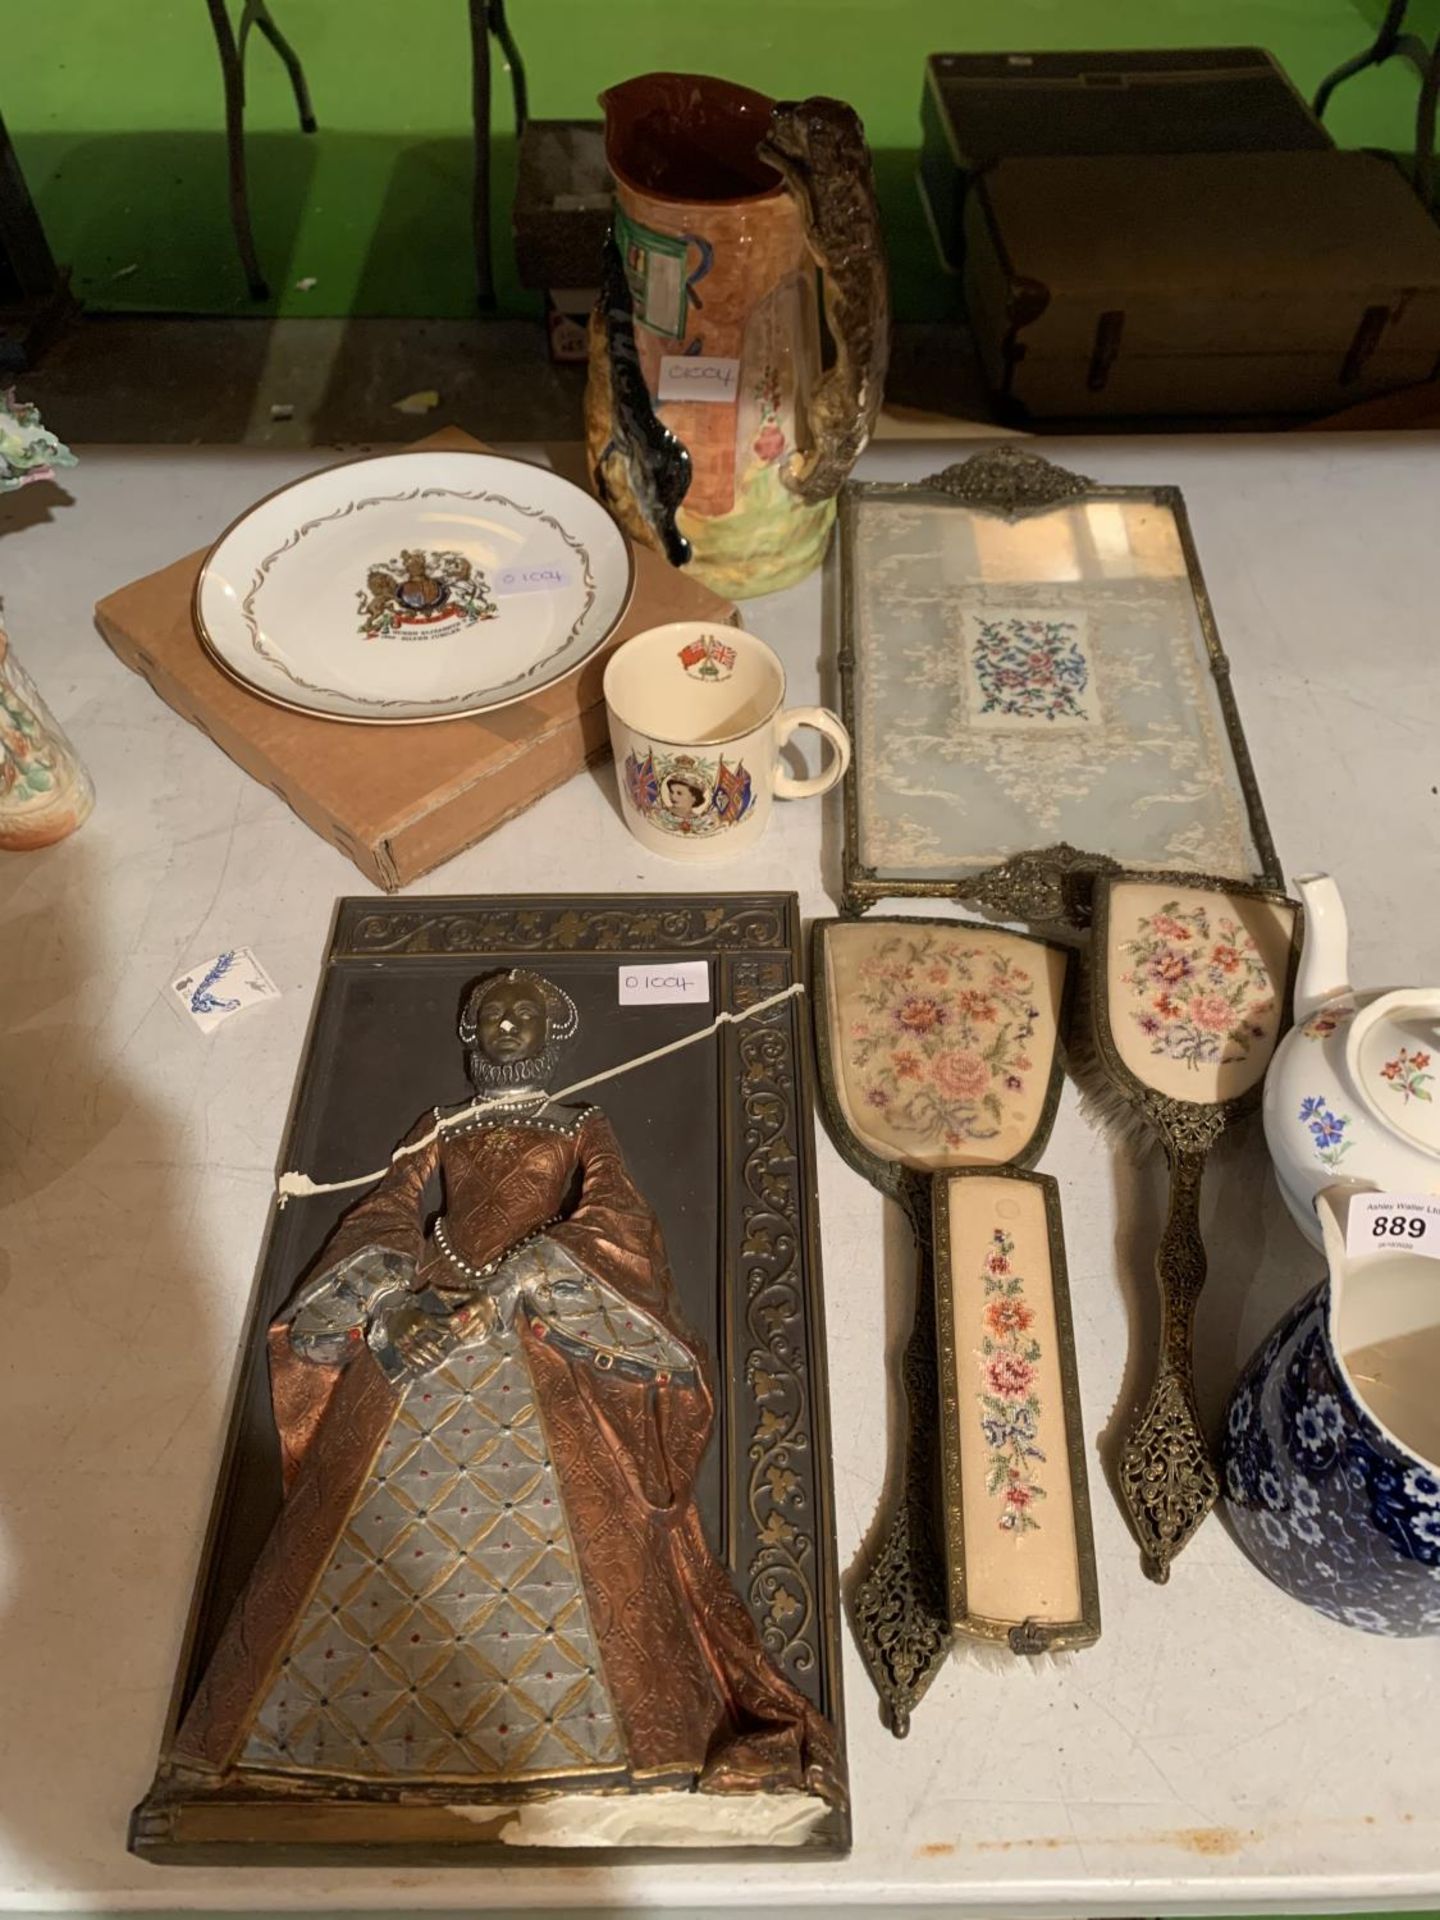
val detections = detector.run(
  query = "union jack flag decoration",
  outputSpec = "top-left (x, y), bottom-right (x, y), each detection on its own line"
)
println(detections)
top-left (678, 632), bottom-right (737, 680)
top-left (624, 747), bottom-right (659, 814)
top-left (710, 758), bottom-right (753, 823)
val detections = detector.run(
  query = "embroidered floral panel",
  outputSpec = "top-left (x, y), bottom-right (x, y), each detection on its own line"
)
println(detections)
top-left (823, 921), bottom-right (1067, 1171)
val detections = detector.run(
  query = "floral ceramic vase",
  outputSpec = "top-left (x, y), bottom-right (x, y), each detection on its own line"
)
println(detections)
top-left (0, 624), bottom-right (94, 850)
top-left (1223, 1191), bottom-right (1440, 1636)
top-left (0, 389), bottom-right (91, 851)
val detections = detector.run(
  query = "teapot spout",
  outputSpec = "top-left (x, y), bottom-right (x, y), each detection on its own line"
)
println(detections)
top-left (1293, 872), bottom-right (1352, 1024)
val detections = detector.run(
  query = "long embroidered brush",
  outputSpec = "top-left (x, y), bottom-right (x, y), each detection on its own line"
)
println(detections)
top-left (1088, 873), bottom-right (1299, 1581)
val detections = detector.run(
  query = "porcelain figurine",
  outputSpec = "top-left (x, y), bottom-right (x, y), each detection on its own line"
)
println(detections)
top-left (1223, 1188), bottom-right (1440, 1635)
top-left (1263, 874), bottom-right (1440, 1245)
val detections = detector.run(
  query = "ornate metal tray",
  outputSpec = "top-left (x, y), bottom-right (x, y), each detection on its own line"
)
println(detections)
top-left (835, 445), bottom-right (1282, 925)
top-left (132, 894), bottom-right (847, 1862)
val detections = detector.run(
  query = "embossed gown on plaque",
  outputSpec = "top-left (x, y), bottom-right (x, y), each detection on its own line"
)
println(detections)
top-left (174, 1106), bottom-right (841, 1801)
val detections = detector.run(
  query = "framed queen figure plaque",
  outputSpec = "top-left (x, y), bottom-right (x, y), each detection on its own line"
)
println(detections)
top-left (132, 893), bottom-right (848, 1862)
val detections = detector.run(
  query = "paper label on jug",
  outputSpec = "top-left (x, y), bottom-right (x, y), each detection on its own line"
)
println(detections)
top-left (1346, 1193), bottom-right (1440, 1261)
top-left (614, 209), bottom-right (689, 340)
top-left (658, 355), bottom-right (741, 405)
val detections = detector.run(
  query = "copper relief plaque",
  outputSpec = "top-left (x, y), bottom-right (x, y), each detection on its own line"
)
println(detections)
top-left (132, 894), bottom-right (847, 1861)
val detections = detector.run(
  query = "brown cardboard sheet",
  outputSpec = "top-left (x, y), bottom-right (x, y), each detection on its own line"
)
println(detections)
top-left (94, 430), bottom-right (735, 889)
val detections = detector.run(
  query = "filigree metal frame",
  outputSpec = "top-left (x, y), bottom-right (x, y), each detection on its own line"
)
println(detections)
top-left (931, 1166), bottom-right (1100, 1655)
top-left (835, 445), bottom-right (1283, 926)
top-left (132, 892), bottom-right (849, 1863)
top-left (1089, 869), bottom-right (1302, 1584)
top-left (809, 916), bottom-right (1079, 1734)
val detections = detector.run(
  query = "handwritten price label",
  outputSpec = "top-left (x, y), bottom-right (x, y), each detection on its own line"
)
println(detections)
top-left (494, 564), bottom-right (572, 596)
top-left (657, 355), bottom-right (740, 404)
top-left (618, 961), bottom-right (710, 1006)
top-left (1345, 1193), bottom-right (1440, 1261)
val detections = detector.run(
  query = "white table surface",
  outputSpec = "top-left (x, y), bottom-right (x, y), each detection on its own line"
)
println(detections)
top-left (1, 434), bottom-right (1438, 1917)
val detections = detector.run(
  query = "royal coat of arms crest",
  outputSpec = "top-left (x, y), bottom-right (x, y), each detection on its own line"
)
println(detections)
top-left (357, 549), bottom-right (498, 639)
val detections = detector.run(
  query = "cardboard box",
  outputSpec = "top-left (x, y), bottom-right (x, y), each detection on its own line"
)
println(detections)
top-left (512, 120), bottom-right (611, 291)
top-left (918, 47), bottom-right (1328, 276)
top-left (94, 432), bottom-right (735, 889)
top-left (963, 150), bottom-right (1440, 418)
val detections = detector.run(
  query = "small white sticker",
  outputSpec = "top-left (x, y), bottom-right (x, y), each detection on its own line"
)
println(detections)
top-left (1345, 1192), bottom-right (1440, 1261)
top-left (618, 960), bottom-right (711, 1007)
top-left (171, 947), bottom-right (280, 1034)
top-left (494, 563), bottom-right (573, 596)
top-left (657, 355), bottom-right (741, 404)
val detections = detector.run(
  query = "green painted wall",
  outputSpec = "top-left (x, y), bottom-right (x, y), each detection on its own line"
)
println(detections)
top-left (8, 0), bottom-right (1438, 320)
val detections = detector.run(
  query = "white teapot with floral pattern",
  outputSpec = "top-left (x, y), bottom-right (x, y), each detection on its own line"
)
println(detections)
top-left (1264, 874), bottom-right (1440, 1246)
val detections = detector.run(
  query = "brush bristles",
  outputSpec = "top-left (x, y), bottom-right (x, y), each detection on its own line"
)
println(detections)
top-left (946, 1635), bottom-right (1080, 1675)
top-left (1065, 952), bottom-right (1161, 1158)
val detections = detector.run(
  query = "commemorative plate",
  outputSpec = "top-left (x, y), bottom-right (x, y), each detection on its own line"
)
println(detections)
top-left (195, 451), bottom-right (635, 723)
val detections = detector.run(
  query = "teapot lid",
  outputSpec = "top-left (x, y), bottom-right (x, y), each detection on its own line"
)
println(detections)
top-left (1346, 990), bottom-right (1440, 1157)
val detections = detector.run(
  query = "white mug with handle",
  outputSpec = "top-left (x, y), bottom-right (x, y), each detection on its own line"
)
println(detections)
top-left (603, 621), bottom-right (851, 863)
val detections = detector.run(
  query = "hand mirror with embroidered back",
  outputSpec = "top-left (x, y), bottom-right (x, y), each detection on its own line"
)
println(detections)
top-left (1090, 873), bottom-right (1300, 1583)
top-left (813, 916), bottom-right (1098, 1734)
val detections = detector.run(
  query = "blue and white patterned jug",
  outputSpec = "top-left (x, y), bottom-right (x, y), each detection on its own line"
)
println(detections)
top-left (1223, 1189), bottom-right (1440, 1635)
